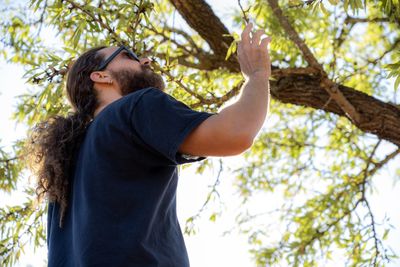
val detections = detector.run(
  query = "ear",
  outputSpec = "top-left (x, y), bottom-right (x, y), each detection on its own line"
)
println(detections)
top-left (90, 71), bottom-right (111, 84)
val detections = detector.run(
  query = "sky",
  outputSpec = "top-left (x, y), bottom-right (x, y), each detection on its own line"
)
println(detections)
top-left (0, 0), bottom-right (399, 267)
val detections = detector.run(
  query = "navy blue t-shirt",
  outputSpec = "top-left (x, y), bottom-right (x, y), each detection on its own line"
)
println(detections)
top-left (47, 87), bottom-right (216, 267)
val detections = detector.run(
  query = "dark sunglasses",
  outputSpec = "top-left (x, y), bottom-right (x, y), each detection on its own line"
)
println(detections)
top-left (97, 45), bottom-right (140, 71)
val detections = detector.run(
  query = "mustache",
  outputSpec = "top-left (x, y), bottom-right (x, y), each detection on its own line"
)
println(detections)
top-left (141, 64), bottom-right (153, 72)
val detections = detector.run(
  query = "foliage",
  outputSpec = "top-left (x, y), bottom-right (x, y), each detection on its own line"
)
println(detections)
top-left (0, 0), bottom-right (399, 266)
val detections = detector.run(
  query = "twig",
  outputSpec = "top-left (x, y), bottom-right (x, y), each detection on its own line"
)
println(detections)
top-left (64, 0), bottom-right (124, 44)
top-left (338, 37), bottom-right (400, 84)
top-left (151, 61), bottom-right (207, 102)
top-left (184, 159), bottom-right (224, 234)
top-left (367, 148), bottom-right (400, 176)
top-left (345, 16), bottom-right (392, 24)
top-left (288, 0), bottom-right (317, 9)
top-left (355, 141), bottom-right (399, 265)
top-left (32, 66), bottom-right (69, 84)
top-left (130, 0), bottom-right (145, 49)
top-left (362, 197), bottom-right (380, 266)
top-left (0, 156), bottom-right (20, 163)
top-left (360, 140), bottom-right (382, 199)
top-left (194, 159), bottom-right (223, 216)
top-left (238, 0), bottom-right (250, 24)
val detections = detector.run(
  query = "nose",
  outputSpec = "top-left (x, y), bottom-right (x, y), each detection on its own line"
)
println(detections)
top-left (140, 57), bottom-right (151, 66)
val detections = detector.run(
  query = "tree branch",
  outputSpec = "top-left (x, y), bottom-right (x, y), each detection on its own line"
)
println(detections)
top-left (168, 0), bottom-right (400, 147)
top-left (168, 0), bottom-right (240, 72)
top-left (345, 16), bottom-right (392, 24)
top-left (266, 0), bottom-right (361, 124)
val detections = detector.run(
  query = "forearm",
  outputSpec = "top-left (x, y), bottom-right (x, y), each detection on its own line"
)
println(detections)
top-left (217, 72), bottom-right (270, 143)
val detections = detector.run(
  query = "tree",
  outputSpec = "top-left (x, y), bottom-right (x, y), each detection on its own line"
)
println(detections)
top-left (0, 0), bottom-right (399, 266)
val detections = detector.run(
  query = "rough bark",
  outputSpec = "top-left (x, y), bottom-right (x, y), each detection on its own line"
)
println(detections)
top-left (271, 75), bottom-right (400, 147)
top-left (169, 0), bottom-right (400, 147)
top-left (168, 0), bottom-right (240, 72)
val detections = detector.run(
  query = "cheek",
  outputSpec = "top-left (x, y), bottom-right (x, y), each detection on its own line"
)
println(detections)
top-left (109, 59), bottom-right (139, 72)
top-left (123, 60), bottom-right (141, 71)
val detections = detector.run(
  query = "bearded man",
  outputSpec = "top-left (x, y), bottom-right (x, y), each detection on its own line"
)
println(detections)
top-left (29, 22), bottom-right (271, 267)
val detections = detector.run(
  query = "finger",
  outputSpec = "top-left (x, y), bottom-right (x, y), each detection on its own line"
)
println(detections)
top-left (241, 22), bottom-right (253, 44)
top-left (260, 36), bottom-right (272, 48)
top-left (252, 29), bottom-right (265, 46)
top-left (237, 41), bottom-right (243, 58)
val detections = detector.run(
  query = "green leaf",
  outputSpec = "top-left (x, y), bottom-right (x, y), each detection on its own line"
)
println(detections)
top-left (394, 75), bottom-right (400, 92)
top-left (383, 229), bottom-right (390, 240)
top-left (225, 40), bottom-right (237, 61)
top-left (328, 0), bottom-right (339, 5)
top-left (319, 2), bottom-right (329, 15)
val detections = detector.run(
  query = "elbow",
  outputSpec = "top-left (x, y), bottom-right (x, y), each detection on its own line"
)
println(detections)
top-left (234, 135), bottom-right (254, 154)
top-left (243, 137), bottom-right (254, 150)
top-left (231, 126), bottom-right (258, 153)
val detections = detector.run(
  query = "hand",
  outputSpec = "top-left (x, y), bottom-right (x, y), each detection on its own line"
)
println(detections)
top-left (237, 22), bottom-right (272, 79)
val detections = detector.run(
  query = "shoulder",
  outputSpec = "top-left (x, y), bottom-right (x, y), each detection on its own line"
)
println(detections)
top-left (134, 88), bottom-right (184, 106)
top-left (124, 87), bottom-right (172, 103)
top-left (139, 87), bottom-right (173, 99)
top-left (92, 88), bottom-right (156, 120)
top-left (114, 88), bottom-right (160, 109)
top-left (123, 87), bottom-right (157, 101)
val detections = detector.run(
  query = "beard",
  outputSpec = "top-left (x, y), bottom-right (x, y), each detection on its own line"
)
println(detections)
top-left (110, 65), bottom-right (166, 96)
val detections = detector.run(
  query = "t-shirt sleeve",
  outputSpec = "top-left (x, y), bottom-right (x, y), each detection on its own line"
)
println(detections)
top-left (131, 88), bottom-right (217, 165)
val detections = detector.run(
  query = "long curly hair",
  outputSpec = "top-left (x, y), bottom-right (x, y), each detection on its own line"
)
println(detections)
top-left (27, 46), bottom-right (106, 228)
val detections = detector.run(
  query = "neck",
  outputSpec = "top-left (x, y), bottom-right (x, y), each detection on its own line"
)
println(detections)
top-left (93, 88), bottom-right (122, 118)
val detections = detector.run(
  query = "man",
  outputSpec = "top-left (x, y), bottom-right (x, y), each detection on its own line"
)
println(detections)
top-left (42, 22), bottom-right (271, 266)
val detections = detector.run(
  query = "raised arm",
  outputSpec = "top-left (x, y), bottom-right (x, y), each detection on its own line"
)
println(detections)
top-left (178, 23), bottom-right (271, 156)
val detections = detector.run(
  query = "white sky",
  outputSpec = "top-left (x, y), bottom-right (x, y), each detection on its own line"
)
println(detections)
top-left (0, 0), bottom-right (399, 267)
